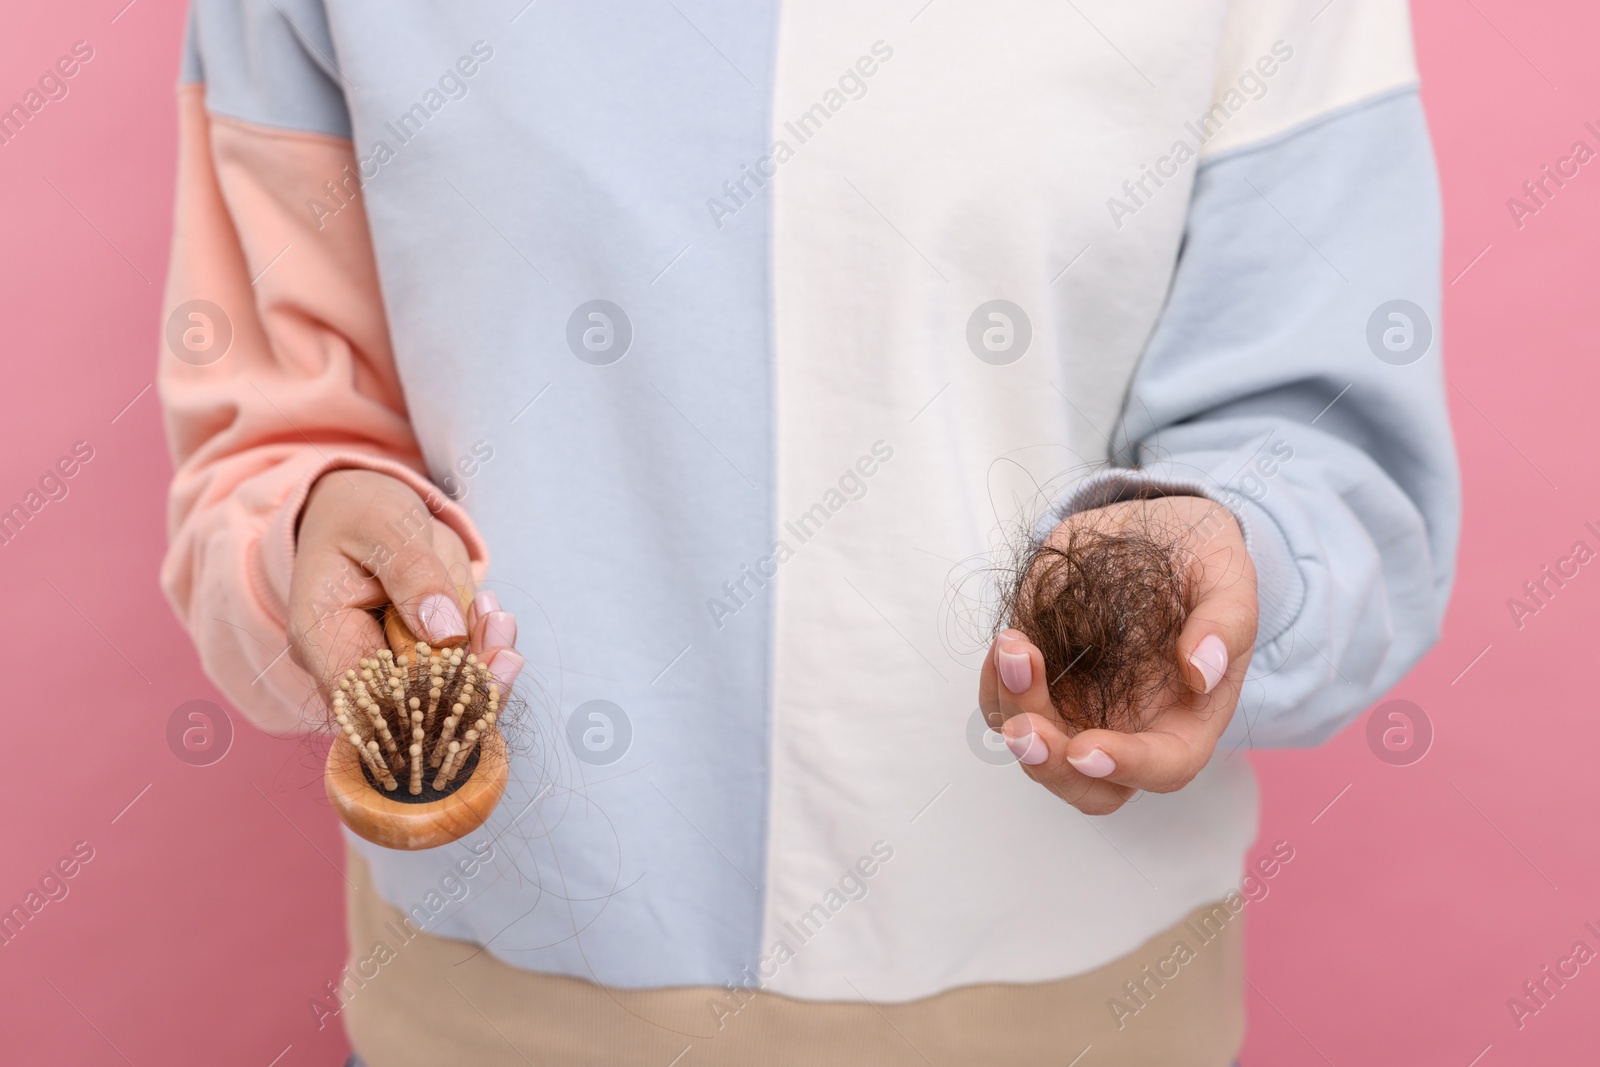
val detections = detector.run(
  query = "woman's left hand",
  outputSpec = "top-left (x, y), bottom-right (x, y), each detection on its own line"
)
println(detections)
top-left (978, 495), bottom-right (1258, 815)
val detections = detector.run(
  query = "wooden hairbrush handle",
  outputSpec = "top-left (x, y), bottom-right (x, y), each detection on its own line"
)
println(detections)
top-left (324, 589), bottom-right (510, 851)
top-left (380, 586), bottom-right (472, 654)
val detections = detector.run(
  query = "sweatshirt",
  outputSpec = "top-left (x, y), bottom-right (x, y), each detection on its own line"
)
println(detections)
top-left (161, 0), bottom-right (1458, 1005)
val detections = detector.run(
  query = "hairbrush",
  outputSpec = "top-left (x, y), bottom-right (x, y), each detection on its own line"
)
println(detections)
top-left (324, 595), bottom-right (509, 850)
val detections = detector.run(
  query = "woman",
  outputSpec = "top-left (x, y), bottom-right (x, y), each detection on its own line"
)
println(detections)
top-left (160, 0), bottom-right (1457, 1062)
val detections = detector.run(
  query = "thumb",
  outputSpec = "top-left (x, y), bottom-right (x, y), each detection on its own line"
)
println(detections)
top-left (1175, 551), bottom-right (1257, 695)
top-left (377, 535), bottom-right (470, 647)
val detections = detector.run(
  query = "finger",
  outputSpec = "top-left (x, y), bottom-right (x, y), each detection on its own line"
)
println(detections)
top-left (1001, 712), bottom-right (1138, 815)
top-left (302, 608), bottom-right (387, 699)
top-left (471, 589), bottom-right (501, 633)
top-left (978, 630), bottom-right (1045, 757)
top-left (431, 521), bottom-right (476, 603)
top-left (286, 542), bottom-right (387, 693)
top-left (464, 576), bottom-right (520, 681)
top-left (472, 607), bottom-right (517, 652)
top-left (1062, 714), bottom-right (1226, 794)
top-left (373, 526), bottom-right (470, 647)
top-left (990, 629), bottom-right (1058, 731)
top-left (483, 647), bottom-right (525, 691)
top-left (978, 637), bottom-right (1001, 727)
top-left (1171, 531), bottom-right (1254, 697)
top-left (465, 588), bottom-right (524, 689)
top-left (1175, 552), bottom-right (1257, 696)
top-left (988, 631), bottom-right (1138, 815)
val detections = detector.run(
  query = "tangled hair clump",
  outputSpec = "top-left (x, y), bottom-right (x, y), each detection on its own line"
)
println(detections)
top-left (998, 517), bottom-right (1194, 734)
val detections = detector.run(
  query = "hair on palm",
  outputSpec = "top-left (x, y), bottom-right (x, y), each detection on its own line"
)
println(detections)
top-left (997, 517), bottom-right (1194, 734)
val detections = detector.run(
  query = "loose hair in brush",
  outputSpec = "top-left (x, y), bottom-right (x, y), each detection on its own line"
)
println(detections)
top-left (322, 600), bottom-right (532, 850)
top-left (331, 642), bottom-right (503, 797)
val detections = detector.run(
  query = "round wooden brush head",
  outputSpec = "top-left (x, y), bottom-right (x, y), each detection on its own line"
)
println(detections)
top-left (323, 595), bottom-right (510, 851)
top-left (325, 724), bottom-right (507, 851)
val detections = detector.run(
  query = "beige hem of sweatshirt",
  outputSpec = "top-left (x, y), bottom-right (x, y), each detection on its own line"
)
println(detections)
top-left (340, 846), bottom-right (1244, 1067)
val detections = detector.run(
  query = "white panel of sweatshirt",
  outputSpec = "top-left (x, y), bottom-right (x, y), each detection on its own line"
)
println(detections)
top-left (761, 0), bottom-right (1418, 1000)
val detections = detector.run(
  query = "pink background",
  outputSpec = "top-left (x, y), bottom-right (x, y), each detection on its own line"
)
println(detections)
top-left (1, 1), bottom-right (1595, 1063)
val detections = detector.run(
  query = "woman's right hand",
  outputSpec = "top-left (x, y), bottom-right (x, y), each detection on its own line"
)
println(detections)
top-left (286, 469), bottom-right (523, 707)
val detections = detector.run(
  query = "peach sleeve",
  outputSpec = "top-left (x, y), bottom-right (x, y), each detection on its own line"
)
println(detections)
top-left (158, 85), bottom-right (487, 734)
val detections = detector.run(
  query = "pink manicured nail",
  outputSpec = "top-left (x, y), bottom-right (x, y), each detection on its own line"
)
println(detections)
top-left (1002, 718), bottom-right (1049, 765)
top-left (996, 638), bottom-right (1032, 695)
top-left (482, 610), bottom-right (517, 650)
top-left (1067, 748), bottom-right (1116, 778)
top-left (1189, 634), bottom-right (1229, 694)
top-left (418, 593), bottom-right (467, 643)
top-left (489, 648), bottom-right (524, 690)
top-left (473, 590), bottom-right (501, 617)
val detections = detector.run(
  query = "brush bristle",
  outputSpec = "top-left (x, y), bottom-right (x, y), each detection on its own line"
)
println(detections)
top-left (335, 641), bottom-right (501, 795)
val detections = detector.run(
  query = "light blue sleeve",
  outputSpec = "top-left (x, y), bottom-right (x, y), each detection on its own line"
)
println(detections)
top-left (1060, 87), bottom-right (1461, 748)
top-left (183, 0), bottom-right (351, 136)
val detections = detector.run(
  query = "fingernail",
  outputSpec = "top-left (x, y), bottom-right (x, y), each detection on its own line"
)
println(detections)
top-left (482, 610), bottom-right (517, 650)
top-left (489, 648), bottom-right (524, 690)
top-left (1002, 719), bottom-right (1049, 765)
top-left (996, 640), bottom-right (1032, 695)
top-left (418, 593), bottom-right (467, 643)
top-left (1067, 748), bottom-right (1116, 778)
top-left (1189, 634), bottom-right (1228, 694)
top-left (473, 590), bottom-right (501, 617)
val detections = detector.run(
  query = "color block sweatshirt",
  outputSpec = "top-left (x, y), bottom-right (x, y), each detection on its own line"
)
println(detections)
top-left (160, 0), bottom-right (1458, 1007)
